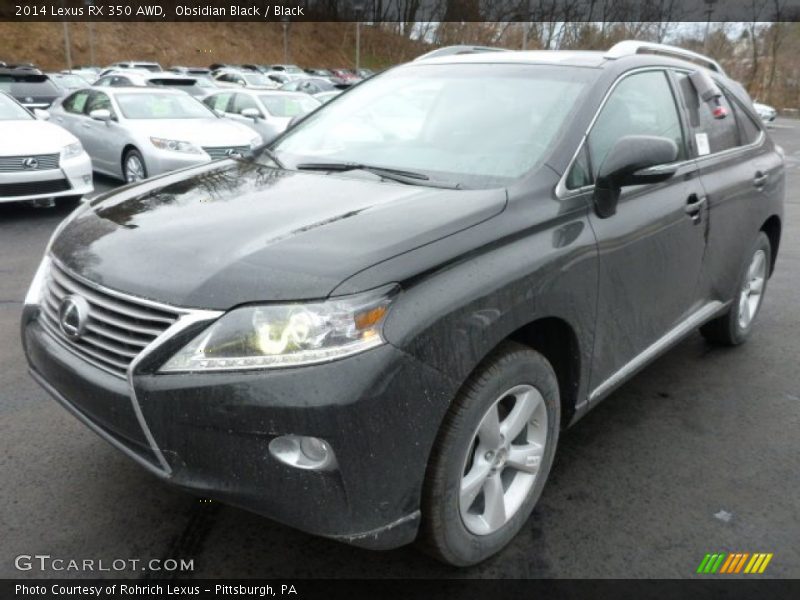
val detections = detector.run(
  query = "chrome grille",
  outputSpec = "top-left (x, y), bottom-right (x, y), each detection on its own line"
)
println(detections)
top-left (39, 261), bottom-right (182, 378)
top-left (0, 153), bottom-right (60, 172)
top-left (202, 146), bottom-right (249, 160)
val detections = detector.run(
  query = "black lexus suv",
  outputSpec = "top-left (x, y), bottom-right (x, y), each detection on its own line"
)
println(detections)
top-left (22, 42), bottom-right (784, 566)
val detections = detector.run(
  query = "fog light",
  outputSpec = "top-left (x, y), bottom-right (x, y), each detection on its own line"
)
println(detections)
top-left (269, 435), bottom-right (337, 471)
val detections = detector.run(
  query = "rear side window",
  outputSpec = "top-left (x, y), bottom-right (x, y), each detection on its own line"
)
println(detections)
top-left (726, 91), bottom-right (762, 145)
top-left (676, 73), bottom-right (739, 154)
top-left (587, 70), bottom-right (685, 179)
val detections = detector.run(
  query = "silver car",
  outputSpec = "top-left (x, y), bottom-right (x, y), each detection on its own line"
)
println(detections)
top-left (93, 71), bottom-right (211, 98)
top-left (213, 69), bottom-right (279, 90)
top-left (203, 89), bottom-right (321, 142)
top-left (49, 87), bottom-right (261, 182)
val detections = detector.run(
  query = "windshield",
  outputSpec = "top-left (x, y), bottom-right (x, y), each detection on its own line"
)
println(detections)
top-left (260, 94), bottom-right (321, 117)
top-left (271, 64), bottom-right (596, 189)
top-left (244, 73), bottom-right (271, 86)
top-left (116, 93), bottom-right (216, 119)
top-left (0, 93), bottom-right (33, 120)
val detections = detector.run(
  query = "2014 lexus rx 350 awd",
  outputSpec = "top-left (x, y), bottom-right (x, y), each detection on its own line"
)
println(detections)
top-left (22, 42), bottom-right (784, 566)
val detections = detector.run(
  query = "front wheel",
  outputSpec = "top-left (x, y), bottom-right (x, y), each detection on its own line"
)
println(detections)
top-left (419, 342), bottom-right (560, 566)
top-left (122, 149), bottom-right (147, 183)
top-left (701, 232), bottom-right (771, 346)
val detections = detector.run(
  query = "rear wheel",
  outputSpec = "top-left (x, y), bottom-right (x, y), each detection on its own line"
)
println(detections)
top-left (122, 149), bottom-right (147, 183)
top-left (701, 232), bottom-right (771, 346)
top-left (420, 342), bottom-right (560, 566)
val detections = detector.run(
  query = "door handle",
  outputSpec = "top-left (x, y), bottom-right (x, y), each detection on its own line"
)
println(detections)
top-left (753, 171), bottom-right (768, 188)
top-left (685, 193), bottom-right (706, 221)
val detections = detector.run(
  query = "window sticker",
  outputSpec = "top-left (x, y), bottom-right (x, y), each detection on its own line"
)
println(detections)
top-left (695, 132), bottom-right (710, 156)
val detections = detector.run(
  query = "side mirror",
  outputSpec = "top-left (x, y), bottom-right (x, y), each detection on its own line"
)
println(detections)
top-left (241, 108), bottom-right (261, 120)
top-left (213, 108), bottom-right (225, 117)
top-left (593, 135), bottom-right (678, 218)
top-left (238, 80), bottom-right (247, 87)
top-left (33, 108), bottom-right (50, 121)
top-left (89, 109), bottom-right (112, 122)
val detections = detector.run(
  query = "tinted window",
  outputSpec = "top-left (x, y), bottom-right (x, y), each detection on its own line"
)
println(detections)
top-left (587, 70), bottom-right (685, 178)
top-left (676, 72), bottom-right (739, 155)
top-left (0, 75), bottom-right (59, 98)
top-left (63, 90), bottom-right (90, 114)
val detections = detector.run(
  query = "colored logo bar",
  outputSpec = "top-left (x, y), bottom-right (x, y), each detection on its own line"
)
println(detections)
top-left (696, 552), bottom-right (773, 574)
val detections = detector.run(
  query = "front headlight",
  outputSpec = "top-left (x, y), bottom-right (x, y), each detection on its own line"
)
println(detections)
top-left (61, 142), bottom-right (83, 160)
top-left (150, 137), bottom-right (203, 154)
top-left (160, 285), bottom-right (398, 372)
top-left (249, 135), bottom-right (263, 149)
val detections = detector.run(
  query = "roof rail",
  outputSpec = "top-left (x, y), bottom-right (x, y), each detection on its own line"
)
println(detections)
top-left (414, 45), bottom-right (512, 62)
top-left (605, 40), bottom-right (725, 75)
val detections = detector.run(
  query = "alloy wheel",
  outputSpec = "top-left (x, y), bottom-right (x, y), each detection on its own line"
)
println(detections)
top-left (125, 155), bottom-right (145, 183)
top-left (459, 384), bottom-right (548, 535)
top-left (738, 249), bottom-right (767, 329)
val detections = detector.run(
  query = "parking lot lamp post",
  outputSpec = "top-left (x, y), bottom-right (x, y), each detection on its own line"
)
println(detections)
top-left (354, 1), bottom-right (365, 71)
top-left (85, 0), bottom-right (96, 66)
top-left (282, 17), bottom-right (290, 63)
top-left (61, 0), bottom-right (72, 70)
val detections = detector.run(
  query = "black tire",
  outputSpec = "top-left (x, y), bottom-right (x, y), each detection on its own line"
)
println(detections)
top-left (122, 148), bottom-right (147, 183)
top-left (419, 341), bottom-right (561, 566)
top-left (701, 232), bottom-right (771, 346)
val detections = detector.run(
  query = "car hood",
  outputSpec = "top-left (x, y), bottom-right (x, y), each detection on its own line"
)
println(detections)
top-left (123, 118), bottom-right (256, 146)
top-left (51, 162), bottom-right (507, 309)
top-left (0, 119), bottom-right (78, 154)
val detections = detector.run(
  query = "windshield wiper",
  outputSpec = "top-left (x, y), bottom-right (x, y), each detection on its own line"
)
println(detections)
top-left (295, 162), bottom-right (461, 189)
top-left (234, 143), bottom-right (285, 169)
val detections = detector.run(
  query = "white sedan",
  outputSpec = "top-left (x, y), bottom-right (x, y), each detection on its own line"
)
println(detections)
top-left (49, 87), bottom-right (261, 182)
top-left (0, 91), bottom-right (92, 205)
top-left (753, 102), bottom-right (777, 123)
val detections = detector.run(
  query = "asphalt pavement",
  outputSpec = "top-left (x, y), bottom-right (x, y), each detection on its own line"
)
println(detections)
top-left (1, 121), bottom-right (798, 579)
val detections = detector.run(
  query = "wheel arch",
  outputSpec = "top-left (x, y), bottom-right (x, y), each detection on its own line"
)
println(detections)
top-left (760, 215), bottom-right (781, 276)
top-left (506, 316), bottom-right (582, 427)
top-left (120, 144), bottom-right (140, 172)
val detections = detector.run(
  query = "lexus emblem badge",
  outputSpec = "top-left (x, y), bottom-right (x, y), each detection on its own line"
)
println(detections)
top-left (22, 157), bottom-right (39, 170)
top-left (58, 295), bottom-right (90, 341)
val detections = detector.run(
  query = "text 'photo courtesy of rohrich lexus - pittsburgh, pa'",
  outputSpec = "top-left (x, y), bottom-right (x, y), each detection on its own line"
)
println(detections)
top-left (21, 41), bottom-right (784, 567)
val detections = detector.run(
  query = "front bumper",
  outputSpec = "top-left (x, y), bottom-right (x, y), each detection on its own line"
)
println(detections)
top-left (145, 148), bottom-right (211, 177)
top-left (22, 305), bottom-right (457, 549)
top-left (0, 152), bottom-right (93, 203)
